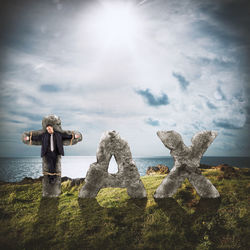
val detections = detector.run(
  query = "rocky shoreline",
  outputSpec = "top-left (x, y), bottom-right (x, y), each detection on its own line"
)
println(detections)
top-left (1, 163), bottom-right (249, 185)
top-left (145, 163), bottom-right (250, 180)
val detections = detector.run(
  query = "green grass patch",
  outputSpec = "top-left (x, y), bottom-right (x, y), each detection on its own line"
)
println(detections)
top-left (0, 169), bottom-right (249, 249)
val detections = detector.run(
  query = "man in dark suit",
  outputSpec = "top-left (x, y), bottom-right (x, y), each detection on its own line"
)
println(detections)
top-left (24, 124), bottom-right (80, 183)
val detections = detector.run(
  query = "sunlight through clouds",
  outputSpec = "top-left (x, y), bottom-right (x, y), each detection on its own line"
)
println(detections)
top-left (0, 0), bottom-right (249, 157)
top-left (83, 1), bottom-right (144, 49)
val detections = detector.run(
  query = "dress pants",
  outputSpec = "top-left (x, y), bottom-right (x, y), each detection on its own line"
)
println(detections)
top-left (45, 150), bottom-right (58, 183)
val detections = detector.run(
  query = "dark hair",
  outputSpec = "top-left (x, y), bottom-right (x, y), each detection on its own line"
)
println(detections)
top-left (46, 124), bottom-right (53, 128)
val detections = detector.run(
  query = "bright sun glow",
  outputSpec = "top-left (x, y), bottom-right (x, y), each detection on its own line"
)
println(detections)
top-left (84, 1), bottom-right (144, 49)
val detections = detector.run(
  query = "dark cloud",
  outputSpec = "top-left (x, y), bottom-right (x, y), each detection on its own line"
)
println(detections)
top-left (6, 119), bottom-right (24, 124)
top-left (40, 84), bottom-right (61, 92)
top-left (246, 106), bottom-right (250, 115)
top-left (199, 0), bottom-right (250, 43)
top-left (0, 0), bottom-right (93, 58)
top-left (24, 95), bottom-right (43, 106)
top-left (234, 92), bottom-right (244, 102)
top-left (243, 107), bottom-right (250, 125)
top-left (199, 95), bottom-right (217, 110)
top-left (222, 132), bottom-right (234, 137)
top-left (216, 86), bottom-right (226, 101)
top-left (206, 101), bottom-right (217, 110)
top-left (213, 119), bottom-right (243, 129)
top-left (198, 57), bottom-right (234, 68)
top-left (145, 117), bottom-right (160, 126)
top-left (22, 124), bottom-right (43, 132)
top-left (192, 123), bottom-right (206, 131)
top-left (191, 19), bottom-right (239, 49)
top-left (135, 88), bottom-right (169, 106)
top-left (10, 111), bottom-right (43, 122)
top-left (197, 0), bottom-right (250, 72)
top-left (172, 72), bottom-right (189, 90)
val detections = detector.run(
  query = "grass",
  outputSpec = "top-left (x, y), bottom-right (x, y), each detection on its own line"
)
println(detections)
top-left (0, 168), bottom-right (249, 250)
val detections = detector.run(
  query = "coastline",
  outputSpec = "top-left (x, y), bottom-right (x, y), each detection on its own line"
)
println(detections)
top-left (0, 167), bottom-right (249, 249)
top-left (1, 162), bottom-right (249, 184)
top-left (1, 156), bottom-right (250, 183)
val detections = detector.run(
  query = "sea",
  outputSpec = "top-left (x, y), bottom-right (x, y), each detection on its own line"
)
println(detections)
top-left (0, 156), bottom-right (249, 182)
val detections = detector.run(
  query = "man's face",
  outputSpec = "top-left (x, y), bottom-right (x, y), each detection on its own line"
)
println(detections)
top-left (46, 126), bottom-right (54, 134)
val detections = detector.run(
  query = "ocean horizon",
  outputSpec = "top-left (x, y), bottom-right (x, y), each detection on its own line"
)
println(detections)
top-left (0, 156), bottom-right (249, 182)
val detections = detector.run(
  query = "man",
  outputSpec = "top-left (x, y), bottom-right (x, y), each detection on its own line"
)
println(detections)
top-left (24, 124), bottom-right (80, 183)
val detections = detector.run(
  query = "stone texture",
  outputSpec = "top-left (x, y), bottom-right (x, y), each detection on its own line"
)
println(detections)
top-left (79, 130), bottom-right (147, 198)
top-left (154, 130), bottom-right (220, 199)
top-left (22, 114), bottom-right (82, 197)
top-left (42, 155), bottom-right (62, 197)
top-left (22, 114), bottom-right (82, 146)
top-left (146, 165), bottom-right (170, 175)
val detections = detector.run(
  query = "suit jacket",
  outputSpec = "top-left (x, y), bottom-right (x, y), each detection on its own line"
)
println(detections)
top-left (31, 131), bottom-right (73, 157)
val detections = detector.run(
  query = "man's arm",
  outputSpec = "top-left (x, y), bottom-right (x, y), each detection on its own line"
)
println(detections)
top-left (32, 134), bottom-right (43, 141)
top-left (24, 132), bottom-right (43, 142)
top-left (61, 132), bottom-right (73, 140)
top-left (61, 132), bottom-right (80, 140)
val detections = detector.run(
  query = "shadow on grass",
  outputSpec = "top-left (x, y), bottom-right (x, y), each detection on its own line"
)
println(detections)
top-left (154, 197), bottom-right (221, 249)
top-left (77, 198), bottom-right (147, 250)
top-left (25, 197), bottom-right (60, 249)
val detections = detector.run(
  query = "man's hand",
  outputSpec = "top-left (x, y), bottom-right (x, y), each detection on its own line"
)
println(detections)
top-left (74, 133), bottom-right (80, 139)
top-left (25, 136), bottom-right (30, 141)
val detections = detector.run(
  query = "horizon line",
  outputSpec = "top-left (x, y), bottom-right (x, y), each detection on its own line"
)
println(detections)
top-left (0, 155), bottom-right (250, 158)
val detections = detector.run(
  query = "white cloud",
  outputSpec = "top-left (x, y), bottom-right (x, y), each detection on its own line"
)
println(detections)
top-left (0, 0), bottom-right (248, 156)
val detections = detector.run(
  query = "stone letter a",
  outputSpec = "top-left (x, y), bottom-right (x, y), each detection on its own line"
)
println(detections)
top-left (79, 131), bottom-right (147, 198)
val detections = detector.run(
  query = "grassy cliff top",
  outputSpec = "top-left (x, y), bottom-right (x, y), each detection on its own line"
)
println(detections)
top-left (0, 168), bottom-right (250, 250)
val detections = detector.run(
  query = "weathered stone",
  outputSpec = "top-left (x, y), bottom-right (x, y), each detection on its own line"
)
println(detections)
top-left (22, 114), bottom-right (82, 197)
top-left (21, 115), bottom-right (82, 146)
top-left (42, 155), bottom-right (61, 197)
top-left (146, 165), bottom-right (170, 175)
top-left (154, 130), bottom-right (220, 199)
top-left (79, 130), bottom-right (147, 199)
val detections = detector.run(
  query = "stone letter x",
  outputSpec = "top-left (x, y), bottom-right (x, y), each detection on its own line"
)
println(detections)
top-left (154, 130), bottom-right (220, 199)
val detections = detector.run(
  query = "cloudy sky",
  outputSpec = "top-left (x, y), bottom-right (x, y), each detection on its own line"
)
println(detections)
top-left (0, 0), bottom-right (250, 157)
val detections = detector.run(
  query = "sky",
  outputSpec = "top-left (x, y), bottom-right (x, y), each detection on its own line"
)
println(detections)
top-left (0, 0), bottom-right (250, 157)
